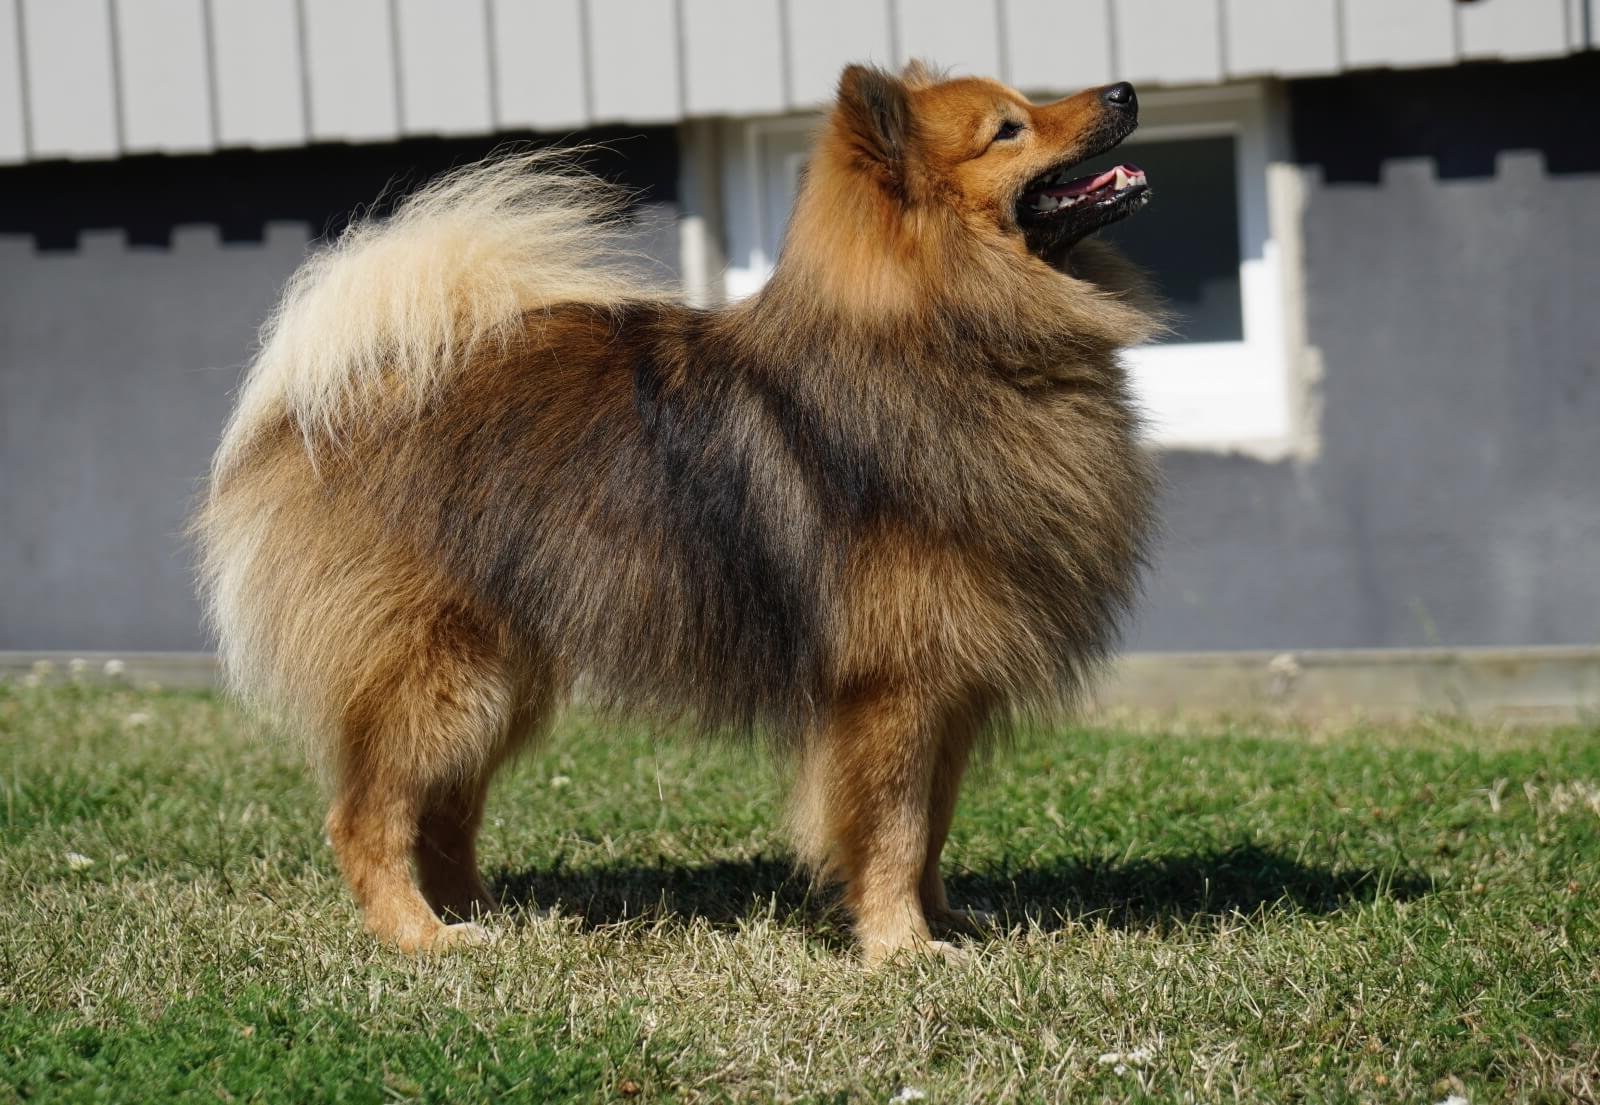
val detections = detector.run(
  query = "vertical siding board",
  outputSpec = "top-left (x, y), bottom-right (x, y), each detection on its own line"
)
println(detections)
top-left (209, 0), bottom-right (305, 148)
top-left (1457, 0), bottom-right (1570, 59)
top-left (395, 0), bottom-right (491, 135)
top-left (586, 0), bottom-right (681, 124)
top-left (1003, 0), bottom-right (1113, 93)
top-left (0, 0), bottom-right (26, 160)
top-left (894, 0), bottom-right (1002, 76)
top-left (1112, 0), bottom-right (1223, 85)
top-left (784, 0), bottom-right (893, 106)
top-left (681, 0), bottom-right (784, 115)
top-left (301, 0), bottom-right (400, 142)
top-left (1341, 0), bottom-right (1457, 69)
top-left (113, 0), bottom-right (214, 153)
top-left (1224, 0), bottom-right (1339, 76)
top-left (20, 0), bottom-right (119, 158)
top-left (490, 0), bottom-right (587, 130)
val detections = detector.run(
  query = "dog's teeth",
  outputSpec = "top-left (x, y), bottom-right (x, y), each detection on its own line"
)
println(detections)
top-left (1034, 195), bottom-right (1054, 212)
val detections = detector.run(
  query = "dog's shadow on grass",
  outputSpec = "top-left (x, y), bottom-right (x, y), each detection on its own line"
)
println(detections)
top-left (491, 843), bottom-right (1431, 939)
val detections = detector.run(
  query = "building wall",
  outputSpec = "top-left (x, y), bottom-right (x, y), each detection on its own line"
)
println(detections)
top-left (2, 59), bottom-right (1596, 654)
top-left (7, 0), bottom-right (1591, 164)
top-left (1134, 56), bottom-right (1600, 649)
top-left (0, 131), bottom-right (680, 650)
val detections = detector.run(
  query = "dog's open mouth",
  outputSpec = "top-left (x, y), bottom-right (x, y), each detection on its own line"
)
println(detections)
top-left (1018, 161), bottom-right (1151, 257)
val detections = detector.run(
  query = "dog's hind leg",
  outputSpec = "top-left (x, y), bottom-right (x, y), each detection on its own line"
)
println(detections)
top-left (325, 613), bottom-right (520, 954)
top-left (415, 678), bottom-right (558, 922)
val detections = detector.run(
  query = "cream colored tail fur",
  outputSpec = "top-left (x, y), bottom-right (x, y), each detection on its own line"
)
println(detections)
top-left (213, 150), bottom-right (655, 473)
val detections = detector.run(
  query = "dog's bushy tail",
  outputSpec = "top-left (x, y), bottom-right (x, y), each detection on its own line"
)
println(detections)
top-left (214, 149), bottom-right (655, 472)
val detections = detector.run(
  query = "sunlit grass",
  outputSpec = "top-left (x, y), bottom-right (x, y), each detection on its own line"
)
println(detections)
top-left (2, 682), bottom-right (1596, 1102)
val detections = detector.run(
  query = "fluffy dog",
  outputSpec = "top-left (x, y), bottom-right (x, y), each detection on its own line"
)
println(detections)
top-left (195, 61), bottom-right (1159, 964)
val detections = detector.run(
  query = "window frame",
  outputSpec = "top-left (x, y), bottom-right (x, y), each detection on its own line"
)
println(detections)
top-left (712, 80), bottom-right (1307, 456)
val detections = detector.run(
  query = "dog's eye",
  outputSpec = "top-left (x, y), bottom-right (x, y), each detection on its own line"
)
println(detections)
top-left (994, 120), bottom-right (1024, 142)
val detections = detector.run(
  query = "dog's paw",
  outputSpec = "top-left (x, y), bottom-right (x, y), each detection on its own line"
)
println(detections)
top-left (434, 921), bottom-right (498, 949)
top-left (863, 937), bottom-right (969, 968)
top-left (400, 920), bottom-right (498, 954)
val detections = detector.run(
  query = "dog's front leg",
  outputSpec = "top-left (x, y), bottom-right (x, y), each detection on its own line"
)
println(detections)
top-left (819, 686), bottom-right (959, 965)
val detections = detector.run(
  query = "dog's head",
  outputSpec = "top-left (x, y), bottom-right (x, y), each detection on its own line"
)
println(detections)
top-left (821, 61), bottom-right (1150, 270)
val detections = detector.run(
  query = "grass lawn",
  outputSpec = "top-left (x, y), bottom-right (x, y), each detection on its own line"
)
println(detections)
top-left (2, 681), bottom-right (1597, 1103)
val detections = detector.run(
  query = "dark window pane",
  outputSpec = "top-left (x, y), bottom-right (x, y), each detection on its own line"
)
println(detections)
top-left (1077, 135), bottom-right (1243, 344)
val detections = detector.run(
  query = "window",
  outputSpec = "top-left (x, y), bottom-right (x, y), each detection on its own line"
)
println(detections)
top-left (709, 82), bottom-right (1305, 455)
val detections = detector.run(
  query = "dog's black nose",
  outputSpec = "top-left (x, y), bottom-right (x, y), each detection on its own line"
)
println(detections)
top-left (1102, 82), bottom-right (1137, 109)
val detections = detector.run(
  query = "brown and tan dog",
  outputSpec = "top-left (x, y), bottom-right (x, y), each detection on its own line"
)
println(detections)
top-left (195, 61), bottom-right (1160, 965)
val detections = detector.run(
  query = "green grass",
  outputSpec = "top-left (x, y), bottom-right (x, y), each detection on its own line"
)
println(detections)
top-left (2, 681), bottom-right (1596, 1104)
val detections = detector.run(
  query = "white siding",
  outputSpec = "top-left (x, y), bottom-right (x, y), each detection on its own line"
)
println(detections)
top-left (6, 0), bottom-right (1595, 162)
top-left (1457, 0), bottom-right (1572, 60)
top-left (209, 0), bottom-right (306, 148)
top-left (20, 0), bottom-right (119, 158)
top-left (113, 0), bottom-right (212, 153)
top-left (785, 0), bottom-right (894, 106)
top-left (394, 0), bottom-right (492, 136)
top-left (1113, 0), bottom-right (1223, 86)
top-left (682, 0), bottom-right (785, 115)
top-left (490, 0), bottom-right (587, 130)
top-left (0, 0), bottom-right (26, 161)
top-left (1224, 0), bottom-right (1340, 77)
top-left (894, 0), bottom-right (1003, 77)
top-left (301, 0), bottom-right (399, 142)
top-left (1341, 0), bottom-right (1457, 69)
top-left (586, 0), bottom-right (680, 124)
top-left (1004, 0), bottom-right (1114, 93)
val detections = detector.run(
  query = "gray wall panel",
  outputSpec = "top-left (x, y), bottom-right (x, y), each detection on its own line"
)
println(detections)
top-left (1141, 151), bottom-right (1600, 650)
top-left (1341, 0), bottom-right (1457, 69)
top-left (113, 0), bottom-right (213, 153)
top-left (682, 0), bottom-right (785, 115)
top-left (784, 0), bottom-right (894, 106)
top-left (489, 0), bottom-right (587, 130)
top-left (20, 0), bottom-right (119, 158)
top-left (894, 0), bottom-right (1002, 76)
top-left (395, 0), bottom-right (492, 136)
top-left (1457, 0), bottom-right (1572, 59)
top-left (0, 0), bottom-right (26, 161)
top-left (1004, 0), bottom-right (1114, 93)
top-left (587, 0), bottom-right (681, 124)
top-left (1113, 0), bottom-right (1223, 85)
top-left (1225, 0), bottom-right (1340, 77)
top-left (209, 0), bottom-right (306, 148)
top-left (301, 0), bottom-right (399, 141)
top-left (0, 225), bottom-right (307, 651)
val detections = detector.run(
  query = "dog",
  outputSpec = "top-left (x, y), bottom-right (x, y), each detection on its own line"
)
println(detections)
top-left (194, 61), bottom-right (1159, 964)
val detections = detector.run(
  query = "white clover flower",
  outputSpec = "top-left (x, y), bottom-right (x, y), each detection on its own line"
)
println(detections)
top-left (30, 659), bottom-right (56, 677)
top-left (103, 659), bottom-right (127, 678)
top-left (888, 1088), bottom-right (927, 1104)
top-left (65, 852), bottom-right (95, 871)
top-left (1436, 1095), bottom-right (1469, 1105)
top-left (124, 711), bottom-right (152, 728)
top-left (68, 657), bottom-right (89, 677)
top-left (549, 775), bottom-right (572, 789)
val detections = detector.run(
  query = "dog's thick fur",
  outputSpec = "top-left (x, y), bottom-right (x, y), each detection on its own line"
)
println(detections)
top-left (195, 63), bottom-right (1160, 963)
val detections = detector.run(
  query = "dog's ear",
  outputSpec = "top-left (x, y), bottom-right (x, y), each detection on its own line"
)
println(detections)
top-left (900, 58), bottom-right (941, 89)
top-left (835, 65), bottom-right (913, 188)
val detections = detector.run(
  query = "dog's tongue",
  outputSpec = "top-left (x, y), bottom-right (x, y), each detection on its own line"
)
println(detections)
top-left (1044, 164), bottom-right (1142, 198)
